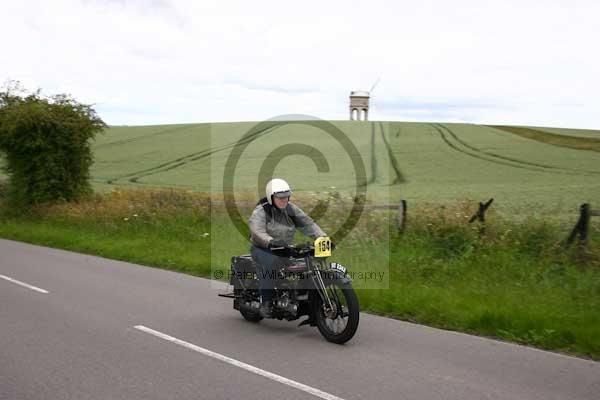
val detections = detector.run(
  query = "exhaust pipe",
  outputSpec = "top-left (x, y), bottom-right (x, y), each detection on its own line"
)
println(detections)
top-left (238, 301), bottom-right (261, 314)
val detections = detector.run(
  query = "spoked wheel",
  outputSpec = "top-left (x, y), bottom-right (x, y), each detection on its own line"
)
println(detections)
top-left (314, 280), bottom-right (359, 344)
top-left (235, 289), bottom-right (263, 323)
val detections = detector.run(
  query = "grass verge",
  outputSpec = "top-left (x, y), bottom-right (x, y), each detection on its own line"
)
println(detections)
top-left (1, 189), bottom-right (599, 359)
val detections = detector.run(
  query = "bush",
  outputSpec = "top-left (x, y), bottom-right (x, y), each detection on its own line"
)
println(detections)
top-left (0, 82), bottom-right (106, 206)
top-left (0, 179), bottom-right (7, 199)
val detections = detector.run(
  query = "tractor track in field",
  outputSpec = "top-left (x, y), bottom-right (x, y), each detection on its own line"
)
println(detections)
top-left (106, 124), bottom-right (281, 185)
top-left (368, 123), bottom-right (378, 184)
top-left (91, 178), bottom-right (197, 189)
top-left (378, 122), bottom-right (406, 184)
top-left (445, 123), bottom-right (600, 176)
top-left (430, 124), bottom-right (600, 176)
top-left (95, 125), bottom-right (197, 149)
top-left (436, 124), bottom-right (575, 171)
top-left (430, 123), bottom-right (557, 173)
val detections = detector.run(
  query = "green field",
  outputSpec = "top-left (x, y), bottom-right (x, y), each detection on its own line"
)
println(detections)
top-left (83, 121), bottom-right (600, 218)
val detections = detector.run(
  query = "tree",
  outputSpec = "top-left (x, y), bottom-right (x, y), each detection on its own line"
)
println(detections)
top-left (0, 81), bottom-right (106, 206)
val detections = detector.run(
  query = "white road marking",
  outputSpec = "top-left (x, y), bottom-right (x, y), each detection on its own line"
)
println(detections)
top-left (0, 274), bottom-right (49, 294)
top-left (134, 325), bottom-right (346, 400)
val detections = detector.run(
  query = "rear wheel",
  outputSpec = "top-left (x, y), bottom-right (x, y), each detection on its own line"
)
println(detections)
top-left (314, 280), bottom-right (359, 344)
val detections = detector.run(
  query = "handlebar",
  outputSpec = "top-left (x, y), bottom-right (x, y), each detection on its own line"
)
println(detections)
top-left (271, 242), bottom-right (334, 258)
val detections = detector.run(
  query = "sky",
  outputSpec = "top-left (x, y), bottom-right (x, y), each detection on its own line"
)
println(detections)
top-left (1, 0), bottom-right (599, 129)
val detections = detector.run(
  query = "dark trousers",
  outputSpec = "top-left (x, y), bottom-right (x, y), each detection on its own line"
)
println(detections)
top-left (251, 245), bottom-right (287, 302)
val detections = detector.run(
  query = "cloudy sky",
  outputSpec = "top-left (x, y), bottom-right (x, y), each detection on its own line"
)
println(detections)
top-left (2, 0), bottom-right (599, 129)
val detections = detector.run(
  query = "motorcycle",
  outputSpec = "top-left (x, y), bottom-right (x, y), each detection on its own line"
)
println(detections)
top-left (219, 237), bottom-right (359, 344)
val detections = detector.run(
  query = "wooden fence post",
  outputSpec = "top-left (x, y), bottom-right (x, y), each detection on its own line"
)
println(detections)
top-left (397, 199), bottom-right (407, 233)
top-left (566, 203), bottom-right (594, 250)
top-left (468, 198), bottom-right (494, 235)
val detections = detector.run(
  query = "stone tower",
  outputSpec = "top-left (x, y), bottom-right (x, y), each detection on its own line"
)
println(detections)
top-left (349, 91), bottom-right (370, 121)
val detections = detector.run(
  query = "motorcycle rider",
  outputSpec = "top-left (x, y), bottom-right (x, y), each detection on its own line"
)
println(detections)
top-left (249, 178), bottom-right (327, 318)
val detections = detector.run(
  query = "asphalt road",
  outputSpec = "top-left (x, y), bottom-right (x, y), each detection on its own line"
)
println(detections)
top-left (1, 238), bottom-right (598, 400)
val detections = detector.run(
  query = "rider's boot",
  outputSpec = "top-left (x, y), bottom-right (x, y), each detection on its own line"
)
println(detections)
top-left (259, 300), bottom-right (273, 318)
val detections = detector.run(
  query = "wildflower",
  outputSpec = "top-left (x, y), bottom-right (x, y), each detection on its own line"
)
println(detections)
top-left (133, 214), bottom-right (138, 217)
top-left (202, 232), bottom-right (210, 237)
top-left (123, 217), bottom-right (129, 221)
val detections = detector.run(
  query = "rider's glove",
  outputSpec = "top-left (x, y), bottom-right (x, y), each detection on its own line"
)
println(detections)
top-left (268, 239), bottom-right (288, 249)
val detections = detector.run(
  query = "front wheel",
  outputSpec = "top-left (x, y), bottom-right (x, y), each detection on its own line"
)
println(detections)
top-left (314, 280), bottom-right (359, 344)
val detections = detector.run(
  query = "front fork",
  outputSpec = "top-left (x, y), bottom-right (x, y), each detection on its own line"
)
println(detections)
top-left (309, 258), bottom-right (336, 315)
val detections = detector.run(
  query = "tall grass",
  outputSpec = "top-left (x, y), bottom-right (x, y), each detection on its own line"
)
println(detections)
top-left (0, 189), bottom-right (598, 359)
top-left (0, 189), bottom-right (213, 275)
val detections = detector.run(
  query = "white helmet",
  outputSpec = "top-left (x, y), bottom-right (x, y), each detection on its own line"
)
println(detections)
top-left (265, 178), bottom-right (292, 205)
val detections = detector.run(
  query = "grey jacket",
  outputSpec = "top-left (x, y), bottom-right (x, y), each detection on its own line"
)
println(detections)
top-left (249, 202), bottom-right (326, 248)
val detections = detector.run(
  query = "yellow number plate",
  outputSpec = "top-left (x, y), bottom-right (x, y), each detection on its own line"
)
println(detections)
top-left (314, 236), bottom-right (332, 257)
